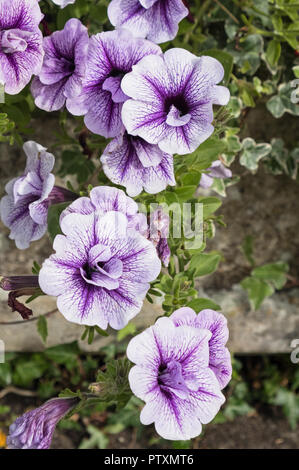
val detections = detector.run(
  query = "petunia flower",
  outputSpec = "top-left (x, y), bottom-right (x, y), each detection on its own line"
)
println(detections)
top-left (50, 0), bottom-right (76, 8)
top-left (127, 316), bottom-right (225, 440)
top-left (0, 0), bottom-right (44, 94)
top-left (31, 18), bottom-right (89, 112)
top-left (108, 0), bottom-right (188, 44)
top-left (7, 397), bottom-right (77, 449)
top-left (199, 160), bottom-right (232, 189)
top-left (170, 307), bottom-right (232, 389)
top-left (100, 132), bottom-right (176, 197)
top-left (67, 28), bottom-right (161, 138)
top-left (0, 141), bottom-right (77, 249)
top-left (121, 48), bottom-right (230, 155)
top-left (39, 210), bottom-right (161, 330)
top-left (59, 185), bottom-right (147, 232)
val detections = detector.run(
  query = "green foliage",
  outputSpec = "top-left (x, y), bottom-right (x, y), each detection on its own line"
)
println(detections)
top-left (47, 202), bottom-right (70, 242)
top-left (92, 358), bottom-right (132, 409)
top-left (37, 315), bottom-right (48, 344)
top-left (241, 261), bottom-right (289, 310)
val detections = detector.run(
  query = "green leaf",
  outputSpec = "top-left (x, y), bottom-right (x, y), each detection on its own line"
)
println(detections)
top-left (197, 196), bottom-right (222, 218)
top-left (174, 185), bottom-right (196, 202)
top-left (266, 39), bottom-right (281, 67)
top-left (241, 277), bottom-right (274, 310)
top-left (79, 425), bottom-right (109, 449)
top-left (189, 252), bottom-right (221, 277)
top-left (45, 342), bottom-right (79, 367)
top-left (47, 202), bottom-right (70, 242)
top-left (241, 235), bottom-right (255, 267)
top-left (272, 389), bottom-right (299, 430)
top-left (252, 261), bottom-right (289, 289)
top-left (0, 363), bottom-right (12, 387)
top-left (183, 137), bottom-right (226, 169)
top-left (37, 315), bottom-right (48, 344)
top-left (187, 298), bottom-right (221, 312)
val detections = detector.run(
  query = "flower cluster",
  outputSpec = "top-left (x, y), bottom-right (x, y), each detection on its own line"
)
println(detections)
top-left (1, 0), bottom-right (233, 448)
top-left (127, 307), bottom-right (231, 440)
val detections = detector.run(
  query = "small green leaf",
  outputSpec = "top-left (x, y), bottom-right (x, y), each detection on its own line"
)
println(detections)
top-left (37, 315), bottom-right (48, 344)
top-left (189, 252), bottom-right (221, 277)
top-left (241, 277), bottom-right (274, 310)
top-left (187, 298), bottom-right (221, 312)
top-left (266, 40), bottom-right (281, 67)
top-left (252, 261), bottom-right (289, 289)
top-left (197, 197), bottom-right (222, 218)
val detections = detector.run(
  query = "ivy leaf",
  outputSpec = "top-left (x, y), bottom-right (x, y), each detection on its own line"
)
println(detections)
top-left (240, 138), bottom-right (272, 171)
top-left (79, 425), bottom-right (109, 449)
top-left (37, 315), bottom-right (48, 344)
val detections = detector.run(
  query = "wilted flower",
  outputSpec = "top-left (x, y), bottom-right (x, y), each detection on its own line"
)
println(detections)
top-left (199, 160), bottom-right (232, 189)
top-left (67, 28), bottom-right (161, 138)
top-left (0, 141), bottom-right (77, 249)
top-left (7, 397), bottom-right (77, 449)
top-left (170, 307), bottom-right (232, 389)
top-left (122, 49), bottom-right (230, 155)
top-left (39, 209), bottom-right (161, 330)
top-left (0, 0), bottom-right (44, 94)
top-left (31, 18), bottom-right (89, 112)
top-left (101, 132), bottom-right (176, 197)
top-left (127, 316), bottom-right (225, 440)
top-left (108, 0), bottom-right (188, 44)
top-left (148, 207), bottom-right (171, 267)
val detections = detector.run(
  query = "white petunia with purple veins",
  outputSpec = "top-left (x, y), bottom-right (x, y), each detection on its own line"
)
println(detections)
top-left (67, 28), bottom-right (161, 138)
top-left (101, 132), bottom-right (176, 197)
top-left (39, 210), bottom-right (161, 330)
top-left (170, 307), bottom-right (232, 389)
top-left (59, 185), bottom-right (147, 233)
top-left (31, 18), bottom-right (89, 112)
top-left (0, 141), bottom-right (77, 250)
top-left (121, 49), bottom-right (230, 155)
top-left (0, 141), bottom-right (55, 249)
top-left (0, 0), bottom-right (44, 94)
top-left (108, 0), bottom-right (188, 44)
top-left (127, 316), bottom-right (225, 440)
